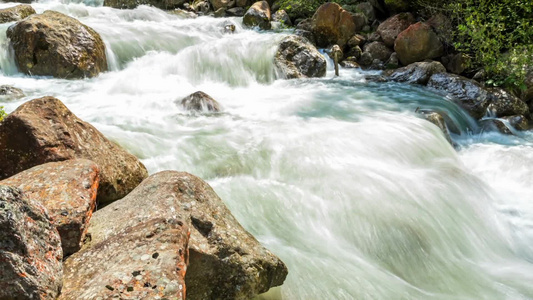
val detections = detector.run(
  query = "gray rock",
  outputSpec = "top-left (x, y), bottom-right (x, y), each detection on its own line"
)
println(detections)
top-left (503, 115), bottom-right (529, 131)
top-left (355, 2), bottom-right (375, 22)
top-left (272, 9), bottom-right (292, 26)
top-left (421, 111), bottom-right (453, 144)
top-left (226, 6), bottom-right (245, 16)
top-left (180, 91), bottom-right (221, 112)
top-left (363, 41), bottom-right (393, 62)
top-left (358, 51), bottom-right (373, 66)
top-left (387, 61), bottom-right (446, 84)
top-left (79, 171), bottom-right (288, 300)
top-left (0, 186), bottom-right (63, 300)
top-left (486, 87), bottom-right (529, 118)
top-left (275, 35), bottom-right (326, 79)
top-left (0, 85), bottom-right (24, 100)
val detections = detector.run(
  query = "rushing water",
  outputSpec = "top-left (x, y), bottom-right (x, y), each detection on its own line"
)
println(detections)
top-left (1, 1), bottom-right (533, 299)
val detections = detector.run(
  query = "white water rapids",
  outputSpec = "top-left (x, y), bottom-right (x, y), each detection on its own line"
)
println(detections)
top-left (1, 1), bottom-right (533, 299)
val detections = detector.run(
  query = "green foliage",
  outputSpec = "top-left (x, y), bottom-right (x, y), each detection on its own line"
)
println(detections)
top-left (448, 0), bottom-right (533, 90)
top-left (0, 106), bottom-right (6, 121)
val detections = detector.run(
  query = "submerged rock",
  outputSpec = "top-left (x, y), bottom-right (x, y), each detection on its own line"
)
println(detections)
top-left (0, 4), bottom-right (35, 24)
top-left (243, 1), bottom-right (271, 30)
top-left (420, 111), bottom-right (453, 144)
top-left (0, 85), bottom-right (25, 100)
top-left (180, 91), bottom-right (221, 112)
top-left (79, 171), bottom-right (288, 300)
top-left (0, 159), bottom-right (99, 257)
top-left (311, 2), bottom-right (355, 48)
top-left (274, 35), bottom-right (327, 79)
top-left (0, 186), bottom-right (63, 300)
top-left (0, 96), bottom-right (148, 205)
top-left (503, 115), bottom-right (529, 131)
top-left (394, 22), bottom-right (444, 65)
top-left (387, 61), bottom-right (446, 85)
top-left (7, 10), bottom-right (107, 79)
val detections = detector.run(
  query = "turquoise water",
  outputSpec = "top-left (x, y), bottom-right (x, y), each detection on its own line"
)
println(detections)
top-left (1, 2), bottom-right (533, 299)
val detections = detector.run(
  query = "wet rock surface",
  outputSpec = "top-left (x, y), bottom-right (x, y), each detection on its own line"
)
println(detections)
top-left (387, 61), bottom-right (446, 84)
top-left (0, 4), bottom-right (35, 24)
top-left (275, 35), bottom-right (326, 79)
top-left (7, 10), bottom-right (107, 79)
top-left (180, 91), bottom-right (222, 112)
top-left (486, 88), bottom-right (529, 118)
top-left (0, 96), bottom-right (148, 204)
top-left (0, 159), bottom-right (99, 257)
top-left (0, 186), bottom-right (63, 300)
top-left (0, 85), bottom-right (25, 100)
top-left (427, 73), bottom-right (491, 119)
top-left (82, 171), bottom-right (288, 300)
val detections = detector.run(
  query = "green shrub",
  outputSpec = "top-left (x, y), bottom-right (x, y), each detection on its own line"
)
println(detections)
top-left (0, 106), bottom-right (6, 121)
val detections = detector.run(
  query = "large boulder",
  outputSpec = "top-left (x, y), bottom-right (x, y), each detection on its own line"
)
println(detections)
top-left (311, 2), bottom-right (355, 48)
top-left (0, 186), bottom-right (63, 300)
top-left (0, 96), bottom-right (148, 204)
top-left (60, 218), bottom-right (189, 300)
top-left (7, 11), bottom-right (107, 79)
top-left (243, 1), bottom-right (271, 30)
top-left (0, 159), bottom-right (99, 257)
top-left (394, 22), bottom-right (444, 65)
top-left (363, 41), bottom-right (392, 62)
top-left (105, 0), bottom-right (185, 9)
top-left (180, 91), bottom-right (221, 112)
top-left (0, 4), bottom-right (35, 23)
top-left (79, 171), bottom-right (288, 300)
top-left (427, 73), bottom-right (490, 119)
top-left (376, 12), bottom-right (415, 47)
top-left (274, 35), bottom-right (327, 79)
top-left (387, 61), bottom-right (446, 85)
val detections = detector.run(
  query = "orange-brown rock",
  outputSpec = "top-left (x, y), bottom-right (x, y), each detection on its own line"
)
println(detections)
top-left (0, 96), bottom-right (148, 205)
top-left (394, 22), bottom-right (444, 65)
top-left (243, 1), bottom-right (271, 30)
top-left (311, 2), bottom-right (355, 48)
top-left (1, 159), bottom-right (99, 257)
top-left (7, 10), bottom-right (107, 79)
top-left (376, 12), bottom-right (415, 47)
top-left (0, 186), bottom-right (63, 300)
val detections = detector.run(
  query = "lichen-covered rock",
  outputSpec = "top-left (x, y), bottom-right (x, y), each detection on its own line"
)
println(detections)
top-left (363, 41), bottom-right (392, 62)
top-left (387, 61), bottom-right (446, 84)
top-left (311, 2), bottom-right (355, 48)
top-left (376, 12), bottom-right (414, 47)
top-left (243, 1), bottom-right (271, 30)
top-left (0, 159), bottom-right (99, 257)
top-left (105, 0), bottom-right (186, 9)
top-left (0, 96), bottom-right (148, 204)
top-left (180, 91), bottom-right (221, 112)
top-left (81, 171), bottom-right (288, 300)
top-left (274, 35), bottom-right (326, 79)
top-left (0, 85), bottom-right (25, 100)
top-left (7, 11), bottom-right (107, 79)
top-left (0, 186), bottom-right (63, 300)
top-left (427, 73), bottom-right (490, 119)
top-left (0, 4), bottom-right (35, 24)
top-left (486, 87), bottom-right (529, 118)
top-left (60, 217), bottom-right (189, 300)
top-left (394, 22), bottom-right (444, 65)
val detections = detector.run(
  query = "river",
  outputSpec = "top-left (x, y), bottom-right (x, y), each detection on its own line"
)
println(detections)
top-left (1, 1), bottom-right (533, 299)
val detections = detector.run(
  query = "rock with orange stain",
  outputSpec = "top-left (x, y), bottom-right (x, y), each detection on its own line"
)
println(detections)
top-left (1, 159), bottom-right (99, 257)
top-left (71, 171), bottom-right (288, 300)
top-left (0, 96), bottom-right (148, 205)
top-left (0, 185), bottom-right (63, 300)
top-left (311, 3), bottom-right (355, 48)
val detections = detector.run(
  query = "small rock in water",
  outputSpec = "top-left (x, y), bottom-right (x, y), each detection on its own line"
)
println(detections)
top-left (223, 22), bottom-right (236, 34)
top-left (0, 85), bottom-right (24, 100)
top-left (180, 91), bottom-right (221, 112)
